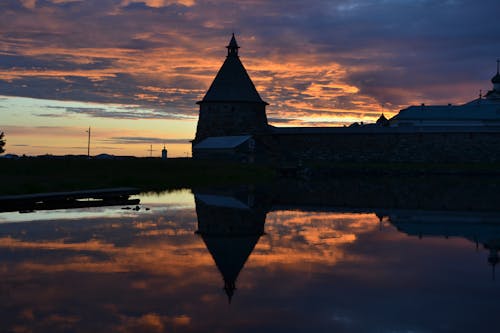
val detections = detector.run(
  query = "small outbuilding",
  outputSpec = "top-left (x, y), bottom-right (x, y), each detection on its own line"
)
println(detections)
top-left (192, 135), bottom-right (256, 162)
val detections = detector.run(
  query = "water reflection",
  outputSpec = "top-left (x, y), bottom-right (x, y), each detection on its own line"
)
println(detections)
top-left (384, 210), bottom-right (500, 280)
top-left (195, 192), bottom-right (266, 303)
top-left (0, 182), bottom-right (500, 332)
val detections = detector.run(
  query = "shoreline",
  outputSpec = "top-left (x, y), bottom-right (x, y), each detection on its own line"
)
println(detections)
top-left (2, 157), bottom-right (500, 196)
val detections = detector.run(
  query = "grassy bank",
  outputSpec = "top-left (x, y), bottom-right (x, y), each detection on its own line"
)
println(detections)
top-left (2, 157), bottom-right (500, 196)
top-left (0, 158), bottom-right (275, 195)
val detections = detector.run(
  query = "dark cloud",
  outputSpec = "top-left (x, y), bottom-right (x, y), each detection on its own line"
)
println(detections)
top-left (35, 113), bottom-right (69, 118)
top-left (2, 75), bottom-right (201, 117)
top-left (118, 38), bottom-right (162, 50)
top-left (267, 117), bottom-right (297, 124)
top-left (39, 105), bottom-right (195, 120)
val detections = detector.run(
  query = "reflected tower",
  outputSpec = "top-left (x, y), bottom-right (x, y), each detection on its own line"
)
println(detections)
top-left (194, 190), bottom-right (267, 302)
top-left (484, 240), bottom-right (500, 280)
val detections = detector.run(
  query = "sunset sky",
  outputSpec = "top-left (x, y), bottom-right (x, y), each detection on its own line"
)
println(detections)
top-left (1, 0), bottom-right (499, 157)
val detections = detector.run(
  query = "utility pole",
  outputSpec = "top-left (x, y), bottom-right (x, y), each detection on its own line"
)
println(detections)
top-left (148, 145), bottom-right (154, 157)
top-left (86, 126), bottom-right (91, 159)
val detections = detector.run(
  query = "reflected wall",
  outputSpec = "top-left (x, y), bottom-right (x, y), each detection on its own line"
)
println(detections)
top-left (1, 182), bottom-right (500, 332)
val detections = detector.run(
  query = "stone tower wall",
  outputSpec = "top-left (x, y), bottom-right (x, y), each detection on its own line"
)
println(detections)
top-left (194, 102), bottom-right (268, 142)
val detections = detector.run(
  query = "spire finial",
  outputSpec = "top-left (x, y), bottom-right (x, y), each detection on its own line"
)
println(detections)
top-left (224, 280), bottom-right (235, 304)
top-left (488, 248), bottom-right (499, 281)
top-left (226, 33), bottom-right (240, 57)
top-left (497, 59), bottom-right (499, 75)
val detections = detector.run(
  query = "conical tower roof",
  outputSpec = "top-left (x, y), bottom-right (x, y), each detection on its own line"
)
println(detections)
top-left (376, 113), bottom-right (389, 126)
top-left (202, 234), bottom-right (261, 303)
top-left (200, 34), bottom-right (267, 104)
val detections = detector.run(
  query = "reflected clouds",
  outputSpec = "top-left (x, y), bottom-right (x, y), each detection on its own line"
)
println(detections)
top-left (1, 187), bottom-right (500, 332)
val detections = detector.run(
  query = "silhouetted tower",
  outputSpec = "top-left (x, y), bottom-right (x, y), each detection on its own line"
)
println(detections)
top-left (485, 60), bottom-right (500, 100)
top-left (492, 60), bottom-right (500, 90)
top-left (193, 34), bottom-right (269, 144)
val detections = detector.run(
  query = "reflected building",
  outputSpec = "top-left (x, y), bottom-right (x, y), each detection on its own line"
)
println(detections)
top-left (193, 183), bottom-right (500, 303)
top-left (194, 190), bottom-right (266, 302)
top-left (384, 210), bottom-right (500, 279)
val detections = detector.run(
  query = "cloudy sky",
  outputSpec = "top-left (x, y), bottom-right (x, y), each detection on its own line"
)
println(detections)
top-left (1, 0), bottom-right (499, 156)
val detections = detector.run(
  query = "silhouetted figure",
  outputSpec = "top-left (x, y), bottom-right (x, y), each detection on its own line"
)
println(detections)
top-left (161, 145), bottom-right (167, 159)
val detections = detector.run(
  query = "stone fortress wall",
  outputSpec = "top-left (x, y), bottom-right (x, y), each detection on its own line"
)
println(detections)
top-left (263, 129), bottom-right (500, 163)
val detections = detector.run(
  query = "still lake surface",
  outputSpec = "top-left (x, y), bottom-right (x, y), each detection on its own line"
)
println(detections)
top-left (1, 184), bottom-right (500, 332)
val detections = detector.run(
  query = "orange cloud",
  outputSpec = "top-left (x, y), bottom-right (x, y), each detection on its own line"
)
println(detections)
top-left (19, 0), bottom-right (37, 9)
top-left (114, 313), bottom-right (191, 333)
top-left (120, 0), bottom-right (196, 7)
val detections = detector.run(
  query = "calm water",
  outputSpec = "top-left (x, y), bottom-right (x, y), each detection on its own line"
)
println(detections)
top-left (1, 185), bottom-right (499, 332)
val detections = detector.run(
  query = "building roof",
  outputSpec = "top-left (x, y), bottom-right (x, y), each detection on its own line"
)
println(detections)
top-left (193, 135), bottom-right (252, 149)
top-left (196, 194), bottom-right (250, 209)
top-left (270, 124), bottom-right (500, 134)
top-left (376, 113), bottom-right (389, 126)
top-left (388, 61), bottom-right (500, 125)
top-left (387, 210), bottom-right (500, 246)
top-left (392, 100), bottom-right (500, 122)
top-left (199, 34), bottom-right (266, 104)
